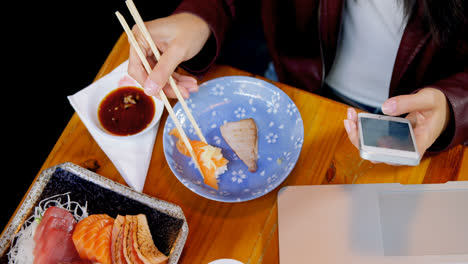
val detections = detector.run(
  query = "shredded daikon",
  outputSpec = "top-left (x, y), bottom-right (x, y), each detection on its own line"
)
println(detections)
top-left (8, 192), bottom-right (88, 264)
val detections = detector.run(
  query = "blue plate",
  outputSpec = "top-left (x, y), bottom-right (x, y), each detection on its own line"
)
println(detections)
top-left (163, 76), bottom-right (304, 202)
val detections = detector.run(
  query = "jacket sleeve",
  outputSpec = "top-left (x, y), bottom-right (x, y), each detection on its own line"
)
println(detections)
top-left (428, 66), bottom-right (468, 152)
top-left (173, 0), bottom-right (236, 75)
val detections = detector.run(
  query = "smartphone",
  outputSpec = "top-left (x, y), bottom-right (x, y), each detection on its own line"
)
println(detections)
top-left (357, 113), bottom-right (420, 166)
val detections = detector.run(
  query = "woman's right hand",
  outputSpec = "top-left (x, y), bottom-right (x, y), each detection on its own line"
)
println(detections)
top-left (128, 12), bottom-right (211, 99)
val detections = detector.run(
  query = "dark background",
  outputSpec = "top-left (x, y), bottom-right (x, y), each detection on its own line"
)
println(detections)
top-left (2, 1), bottom-right (269, 231)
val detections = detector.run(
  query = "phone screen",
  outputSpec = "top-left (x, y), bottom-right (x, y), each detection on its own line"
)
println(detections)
top-left (360, 117), bottom-right (415, 152)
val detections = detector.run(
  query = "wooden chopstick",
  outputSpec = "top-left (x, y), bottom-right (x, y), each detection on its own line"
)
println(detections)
top-left (115, 11), bottom-right (205, 180)
top-left (125, 0), bottom-right (207, 144)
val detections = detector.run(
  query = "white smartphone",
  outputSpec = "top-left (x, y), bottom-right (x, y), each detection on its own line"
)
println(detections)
top-left (357, 113), bottom-right (421, 166)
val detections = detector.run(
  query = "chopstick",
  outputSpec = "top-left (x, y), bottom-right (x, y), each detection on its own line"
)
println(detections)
top-left (125, 0), bottom-right (207, 144)
top-left (115, 11), bottom-right (205, 180)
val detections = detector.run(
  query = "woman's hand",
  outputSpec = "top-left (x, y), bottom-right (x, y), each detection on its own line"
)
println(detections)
top-left (344, 88), bottom-right (451, 163)
top-left (128, 13), bottom-right (211, 99)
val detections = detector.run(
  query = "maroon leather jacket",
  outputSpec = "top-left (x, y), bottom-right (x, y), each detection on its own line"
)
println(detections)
top-left (174, 0), bottom-right (467, 151)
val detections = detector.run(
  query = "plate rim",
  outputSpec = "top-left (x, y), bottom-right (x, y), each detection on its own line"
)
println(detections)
top-left (163, 75), bottom-right (304, 203)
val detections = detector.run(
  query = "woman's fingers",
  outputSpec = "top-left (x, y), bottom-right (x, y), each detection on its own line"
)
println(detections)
top-left (381, 89), bottom-right (437, 116)
top-left (344, 108), bottom-right (359, 148)
top-left (344, 120), bottom-right (358, 148)
top-left (347, 107), bottom-right (357, 122)
top-left (127, 13), bottom-right (210, 99)
top-left (143, 43), bottom-right (185, 97)
top-left (161, 84), bottom-right (190, 99)
top-left (172, 71), bottom-right (198, 83)
top-left (344, 107), bottom-right (360, 150)
top-left (386, 88), bottom-right (450, 156)
top-left (172, 72), bottom-right (199, 93)
top-left (128, 40), bottom-right (150, 86)
top-left (344, 108), bottom-right (384, 164)
top-left (177, 80), bottom-right (199, 93)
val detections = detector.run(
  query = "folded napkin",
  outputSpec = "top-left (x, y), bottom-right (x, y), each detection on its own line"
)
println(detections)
top-left (68, 60), bottom-right (163, 192)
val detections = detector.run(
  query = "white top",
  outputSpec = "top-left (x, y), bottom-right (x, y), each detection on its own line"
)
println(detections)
top-left (325, 0), bottom-right (410, 108)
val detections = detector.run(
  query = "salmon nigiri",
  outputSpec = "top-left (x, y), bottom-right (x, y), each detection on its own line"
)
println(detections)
top-left (169, 128), bottom-right (228, 190)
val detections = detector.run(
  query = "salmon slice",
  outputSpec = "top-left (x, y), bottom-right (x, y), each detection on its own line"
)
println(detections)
top-left (72, 214), bottom-right (114, 262)
top-left (81, 218), bottom-right (113, 258)
top-left (92, 223), bottom-right (113, 264)
top-left (220, 118), bottom-right (258, 172)
top-left (169, 128), bottom-right (228, 190)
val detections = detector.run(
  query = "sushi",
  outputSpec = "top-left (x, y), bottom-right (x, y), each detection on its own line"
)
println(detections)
top-left (220, 118), bottom-right (258, 172)
top-left (169, 128), bottom-right (228, 190)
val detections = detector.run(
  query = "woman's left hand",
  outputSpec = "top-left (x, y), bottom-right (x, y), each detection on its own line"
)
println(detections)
top-left (343, 88), bottom-right (451, 163)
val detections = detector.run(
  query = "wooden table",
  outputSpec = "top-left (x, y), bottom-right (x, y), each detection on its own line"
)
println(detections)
top-left (12, 34), bottom-right (468, 263)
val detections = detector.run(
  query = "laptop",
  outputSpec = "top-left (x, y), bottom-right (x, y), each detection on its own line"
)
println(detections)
top-left (277, 182), bottom-right (468, 263)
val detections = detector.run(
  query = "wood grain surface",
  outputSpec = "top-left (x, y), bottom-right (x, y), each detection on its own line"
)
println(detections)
top-left (6, 33), bottom-right (467, 264)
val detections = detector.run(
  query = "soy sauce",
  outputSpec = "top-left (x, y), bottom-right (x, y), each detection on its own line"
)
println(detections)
top-left (98, 86), bottom-right (155, 136)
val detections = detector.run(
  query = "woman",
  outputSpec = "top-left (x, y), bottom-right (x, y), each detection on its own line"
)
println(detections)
top-left (128, 0), bottom-right (467, 164)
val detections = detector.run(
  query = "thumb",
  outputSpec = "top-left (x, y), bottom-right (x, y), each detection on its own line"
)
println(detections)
top-left (381, 89), bottom-right (435, 116)
top-left (143, 44), bottom-right (184, 97)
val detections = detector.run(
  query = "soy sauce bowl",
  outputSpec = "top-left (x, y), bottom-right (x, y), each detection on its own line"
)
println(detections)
top-left (91, 85), bottom-right (164, 139)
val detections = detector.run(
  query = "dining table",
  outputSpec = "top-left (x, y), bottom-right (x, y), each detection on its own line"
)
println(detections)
top-left (4, 33), bottom-right (468, 264)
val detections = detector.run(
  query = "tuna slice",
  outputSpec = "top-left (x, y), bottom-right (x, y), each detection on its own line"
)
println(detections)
top-left (220, 118), bottom-right (258, 172)
top-left (32, 206), bottom-right (85, 264)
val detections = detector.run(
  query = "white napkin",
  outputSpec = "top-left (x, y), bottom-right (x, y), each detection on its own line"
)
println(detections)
top-left (68, 60), bottom-right (163, 192)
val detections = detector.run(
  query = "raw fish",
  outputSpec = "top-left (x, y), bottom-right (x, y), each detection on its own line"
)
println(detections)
top-left (32, 206), bottom-right (84, 264)
top-left (220, 118), bottom-right (258, 172)
top-left (72, 214), bottom-right (114, 264)
top-left (111, 215), bottom-right (128, 264)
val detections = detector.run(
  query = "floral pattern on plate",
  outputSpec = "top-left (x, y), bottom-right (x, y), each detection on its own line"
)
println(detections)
top-left (163, 76), bottom-right (304, 202)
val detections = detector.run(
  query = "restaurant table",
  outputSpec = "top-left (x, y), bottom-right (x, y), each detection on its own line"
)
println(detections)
top-left (5, 34), bottom-right (468, 263)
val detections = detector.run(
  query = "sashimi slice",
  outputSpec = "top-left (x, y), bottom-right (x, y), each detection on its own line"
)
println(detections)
top-left (112, 215), bottom-right (127, 264)
top-left (72, 214), bottom-right (113, 260)
top-left (81, 218), bottom-right (113, 258)
top-left (92, 223), bottom-right (113, 264)
top-left (127, 216), bottom-right (145, 264)
top-left (34, 231), bottom-right (78, 264)
top-left (32, 206), bottom-right (82, 264)
top-left (169, 128), bottom-right (228, 190)
top-left (134, 214), bottom-right (168, 264)
top-left (34, 206), bottom-right (76, 244)
top-left (122, 215), bottom-right (133, 264)
top-left (220, 118), bottom-right (258, 172)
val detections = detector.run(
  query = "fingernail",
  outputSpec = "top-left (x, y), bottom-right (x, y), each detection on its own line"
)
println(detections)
top-left (144, 78), bottom-right (159, 96)
top-left (187, 86), bottom-right (198, 93)
top-left (344, 120), bottom-right (351, 133)
top-left (382, 99), bottom-right (396, 114)
top-left (185, 82), bottom-right (199, 92)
